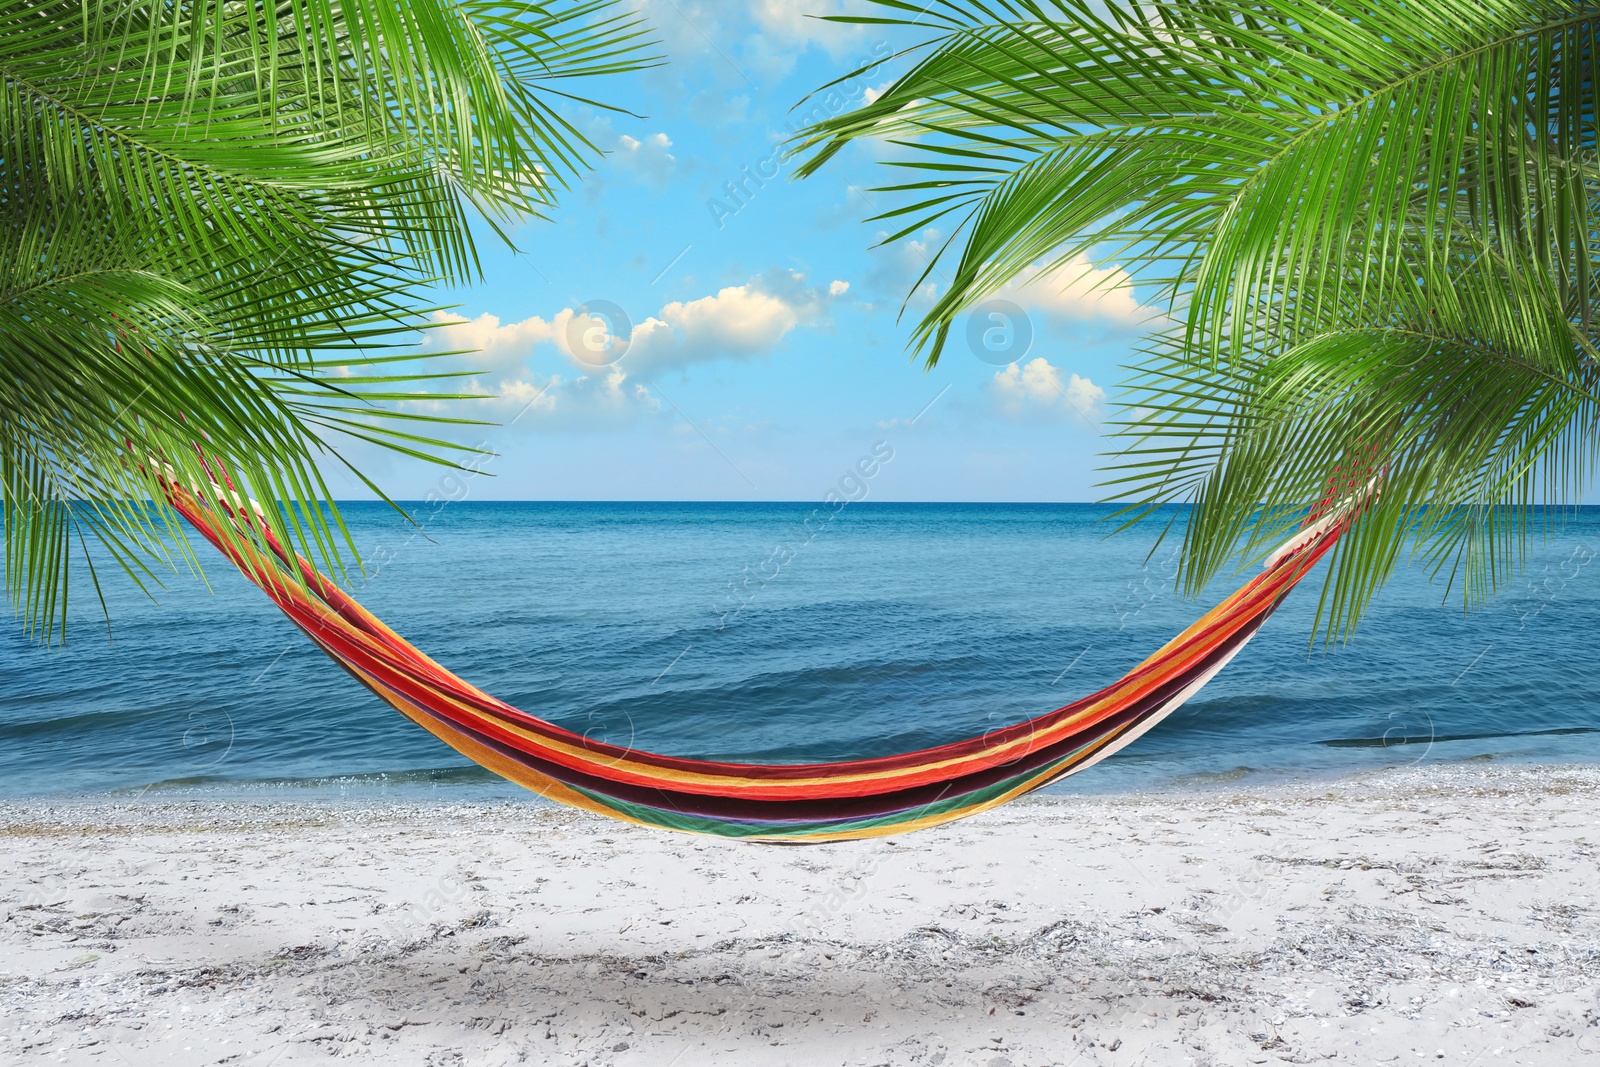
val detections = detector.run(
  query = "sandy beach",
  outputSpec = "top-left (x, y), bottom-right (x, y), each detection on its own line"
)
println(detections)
top-left (3, 764), bottom-right (1599, 1066)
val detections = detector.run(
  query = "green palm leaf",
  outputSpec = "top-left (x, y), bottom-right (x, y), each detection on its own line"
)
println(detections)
top-left (1, 0), bottom-right (658, 640)
top-left (796, 0), bottom-right (1600, 639)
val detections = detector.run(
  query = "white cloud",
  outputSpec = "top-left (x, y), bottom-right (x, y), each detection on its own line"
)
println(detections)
top-left (613, 131), bottom-right (677, 186)
top-left (861, 240), bottom-right (1153, 328)
top-left (659, 287), bottom-right (796, 353)
top-left (634, 0), bottom-right (749, 85)
top-left (1001, 253), bottom-right (1156, 326)
top-left (419, 271), bottom-right (848, 427)
top-left (427, 308), bottom-right (627, 368)
top-left (426, 311), bottom-right (556, 368)
top-left (863, 227), bottom-right (942, 310)
top-left (991, 358), bottom-right (1105, 423)
top-left (747, 0), bottom-right (864, 58)
top-left (631, 0), bottom-right (884, 93)
top-left (476, 366), bottom-right (661, 429)
top-left (405, 351), bottom-right (657, 432)
top-left (627, 268), bottom-right (842, 371)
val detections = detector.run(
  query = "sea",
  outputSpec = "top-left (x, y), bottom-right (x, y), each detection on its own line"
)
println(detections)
top-left (3, 501), bottom-right (1599, 802)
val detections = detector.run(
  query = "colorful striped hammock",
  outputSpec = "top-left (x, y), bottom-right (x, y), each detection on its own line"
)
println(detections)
top-left (167, 480), bottom-right (1356, 842)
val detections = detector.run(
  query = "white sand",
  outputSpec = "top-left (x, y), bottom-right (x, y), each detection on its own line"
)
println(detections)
top-left (3, 764), bottom-right (1599, 1066)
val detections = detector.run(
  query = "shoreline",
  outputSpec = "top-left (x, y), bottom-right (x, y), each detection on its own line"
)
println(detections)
top-left (4, 763), bottom-right (1599, 1065)
top-left (4, 747), bottom-right (1590, 810)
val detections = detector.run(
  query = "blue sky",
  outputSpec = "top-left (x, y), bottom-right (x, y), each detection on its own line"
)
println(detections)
top-left (343, 1), bottom-right (1160, 503)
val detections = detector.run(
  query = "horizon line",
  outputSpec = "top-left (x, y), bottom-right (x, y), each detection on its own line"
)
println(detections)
top-left (331, 497), bottom-right (1125, 505)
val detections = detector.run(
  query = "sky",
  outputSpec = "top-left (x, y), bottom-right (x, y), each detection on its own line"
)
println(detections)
top-left (342, 0), bottom-right (1162, 504)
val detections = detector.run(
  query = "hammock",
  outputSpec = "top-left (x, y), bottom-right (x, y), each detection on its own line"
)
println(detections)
top-left (165, 480), bottom-right (1356, 842)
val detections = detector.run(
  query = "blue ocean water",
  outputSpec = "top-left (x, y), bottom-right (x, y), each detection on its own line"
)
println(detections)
top-left (2, 501), bottom-right (1599, 801)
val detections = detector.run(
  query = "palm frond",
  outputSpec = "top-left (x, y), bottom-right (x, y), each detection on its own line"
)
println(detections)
top-left (0, 0), bottom-right (657, 640)
top-left (795, 0), bottom-right (1600, 637)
